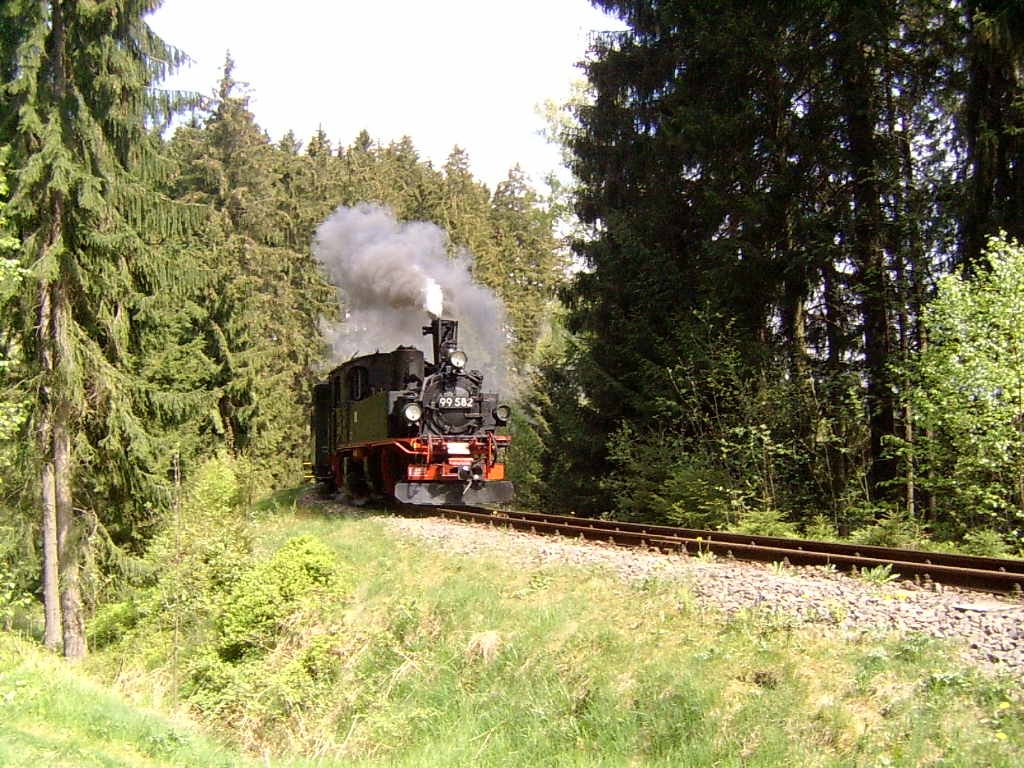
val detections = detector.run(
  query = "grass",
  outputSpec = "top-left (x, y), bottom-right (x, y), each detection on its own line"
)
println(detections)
top-left (0, 634), bottom-right (252, 767)
top-left (8, 499), bottom-right (1024, 766)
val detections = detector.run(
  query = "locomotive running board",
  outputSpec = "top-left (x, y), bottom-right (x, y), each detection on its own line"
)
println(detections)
top-left (395, 481), bottom-right (514, 506)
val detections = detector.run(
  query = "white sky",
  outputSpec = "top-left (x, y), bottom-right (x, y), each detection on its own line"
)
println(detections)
top-left (148, 0), bottom-right (626, 190)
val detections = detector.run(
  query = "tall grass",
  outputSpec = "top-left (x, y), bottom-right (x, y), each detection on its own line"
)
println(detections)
top-left (132, 510), bottom-right (1024, 766)
top-left (0, 634), bottom-right (252, 767)
top-left (12, 502), bottom-right (1024, 767)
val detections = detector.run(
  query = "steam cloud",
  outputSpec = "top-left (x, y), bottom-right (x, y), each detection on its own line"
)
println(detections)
top-left (313, 203), bottom-right (510, 394)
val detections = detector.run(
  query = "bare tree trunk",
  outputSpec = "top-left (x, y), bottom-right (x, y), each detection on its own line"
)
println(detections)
top-left (41, 0), bottom-right (86, 660)
top-left (55, 413), bottom-right (85, 658)
top-left (39, 284), bottom-right (61, 651)
top-left (53, 279), bottom-right (86, 659)
top-left (839, 25), bottom-right (896, 503)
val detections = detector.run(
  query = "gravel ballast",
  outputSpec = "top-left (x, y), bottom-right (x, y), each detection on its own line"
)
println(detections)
top-left (365, 511), bottom-right (1024, 678)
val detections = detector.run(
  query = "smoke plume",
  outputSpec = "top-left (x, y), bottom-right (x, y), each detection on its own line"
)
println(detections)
top-left (313, 203), bottom-right (510, 394)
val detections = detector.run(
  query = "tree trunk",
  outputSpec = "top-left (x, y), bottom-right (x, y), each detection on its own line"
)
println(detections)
top-left (53, 279), bottom-right (86, 659)
top-left (55, 414), bottom-right (85, 658)
top-left (39, 281), bottom-right (61, 651)
top-left (42, 0), bottom-right (86, 660)
top-left (839, 30), bottom-right (896, 502)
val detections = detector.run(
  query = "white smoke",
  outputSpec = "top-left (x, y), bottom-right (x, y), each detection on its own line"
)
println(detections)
top-left (423, 277), bottom-right (444, 318)
top-left (313, 203), bottom-right (510, 394)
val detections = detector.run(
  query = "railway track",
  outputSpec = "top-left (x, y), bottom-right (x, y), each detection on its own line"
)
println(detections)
top-left (432, 507), bottom-right (1024, 596)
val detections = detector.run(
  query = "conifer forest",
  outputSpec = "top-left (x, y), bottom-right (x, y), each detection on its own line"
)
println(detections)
top-left (3, 0), bottom-right (1024, 659)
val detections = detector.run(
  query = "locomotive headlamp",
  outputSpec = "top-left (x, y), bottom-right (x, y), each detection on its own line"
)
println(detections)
top-left (403, 402), bottom-right (423, 422)
top-left (449, 350), bottom-right (468, 369)
top-left (493, 404), bottom-right (512, 424)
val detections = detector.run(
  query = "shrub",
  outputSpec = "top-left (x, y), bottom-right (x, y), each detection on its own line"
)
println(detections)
top-left (728, 507), bottom-right (798, 537)
top-left (0, 522), bottom-right (34, 631)
top-left (216, 535), bottom-right (346, 662)
top-left (803, 514), bottom-right (837, 541)
top-left (88, 601), bottom-right (141, 649)
top-left (961, 528), bottom-right (1011, 558)
top-left (849, 508), bottom-right (924, 549)
top-left (605, 426), bottom-right (733, 528)
top-left (138, 455), bottom-right (252, 635)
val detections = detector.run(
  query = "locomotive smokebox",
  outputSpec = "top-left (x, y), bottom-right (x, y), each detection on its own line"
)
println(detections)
top-left (422, 317), bottom-right (459, 366)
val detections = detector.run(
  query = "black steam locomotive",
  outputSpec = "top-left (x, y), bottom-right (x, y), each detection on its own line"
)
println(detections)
top-left (310, 318), bottom-right (513, 505)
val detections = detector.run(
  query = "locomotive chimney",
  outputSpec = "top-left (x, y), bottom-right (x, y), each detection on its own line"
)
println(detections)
top-left (422, 317), bottom-right (459, 366)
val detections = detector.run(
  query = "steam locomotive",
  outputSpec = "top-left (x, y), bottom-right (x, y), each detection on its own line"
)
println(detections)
top-left (310, 318), bottom-right (513, 505)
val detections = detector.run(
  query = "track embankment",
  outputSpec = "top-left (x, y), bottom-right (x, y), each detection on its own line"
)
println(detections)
top-left (372, 506), bottom-right (1024, 677)
top-left (436, 507), bottom-right (1024, 595)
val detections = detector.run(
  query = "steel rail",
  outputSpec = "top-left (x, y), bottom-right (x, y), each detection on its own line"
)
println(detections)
top-left (433, 507), bottom-right (1024, 595)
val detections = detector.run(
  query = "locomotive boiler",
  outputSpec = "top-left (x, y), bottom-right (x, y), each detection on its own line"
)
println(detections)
top-left (310, 317), bottom-right (513, 505)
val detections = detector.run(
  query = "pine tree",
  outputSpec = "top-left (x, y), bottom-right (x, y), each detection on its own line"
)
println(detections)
top-left (561, 0), bottom-right (964, 523)
top-left (960, 1), bottom-right (1024, 269)
top-left (168, 58), bottom-right (334, 488)
top-left (0, 0), bottom-right (196, 657)
top-left (489, 166), bottom-right (563, 367)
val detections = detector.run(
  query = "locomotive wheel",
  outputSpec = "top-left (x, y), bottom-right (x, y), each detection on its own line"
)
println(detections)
top-left (365, 448), bottom-right (405, 499)
top-left (380, 449), bottom-right (406, 499)
top-left (366, 450), bottom-right (384, 494)
top-left (344, 457), bottom-right (369, 497)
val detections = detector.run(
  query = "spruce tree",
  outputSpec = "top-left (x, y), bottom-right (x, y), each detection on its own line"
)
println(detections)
top-left (167, 59), bottom-right (334, 488)
top-left (0, 0), bottom-right (195, 657)
top-left (489, 166), bottom-right (563, 368)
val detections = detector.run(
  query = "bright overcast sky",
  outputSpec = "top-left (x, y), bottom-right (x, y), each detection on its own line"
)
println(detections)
top-left (148, 0), bottom-right (626, 190)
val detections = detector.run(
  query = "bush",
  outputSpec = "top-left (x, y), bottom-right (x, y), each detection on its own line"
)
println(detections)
top-left (88, 456), bottom-right (255, 659)
top-left (961, 528), bottom-right (1011, 558)
top-left (728, 507), bottom-right (798, 537)
top-left (216, 535), bottom-right (346, 662)
top-left (138, 455), bottom-right (252, 635)
top-left (803, 514), bottom-right (838, 541)
top-left (0, 521), bottom-right (35, 632)
top-left (605, 426), bottom-right (733, 528)
top-left (905, 233), bottom-right (1024, 535)
top-left (849, 508), bottom-right (925, 549)
top-left (88, 601), bottom-right (141, 649)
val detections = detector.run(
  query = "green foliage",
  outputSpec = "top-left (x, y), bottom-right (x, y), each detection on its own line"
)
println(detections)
top-left (591, 310), bottom-right (852, 534)
top-left (0, 147), bottom-right (21, 305)
top-left (604, 425), bottom-right (732, 528)
top-left (904, 233), bottom-right (1024, 536)
top-left (0, 148), bottom-right (28, 492)
top-left (728, 507), bottom-right (799, 538)
top-left (551, 0), bottom-right (1024, 540)
top-left (164, 59), bottom-right (336, 491)
top-left (86, 601), bottom-right (139, 650)
top-left (0, 518), bottom-right (34, 633)
top-left (175, 534), bottom-right (352, 724)
top-left (858, 564), bottom-right (901, 586)
top-left (803, 514), bottom-right (838, 541)
top-left (961, 528), bottom-right (1013, 558)
top-left (503, 409), bottom-right (546, 509)
top-left (849, 508), bottom-right (924, 549)
top-left (0, 566), bottom-right (32, 633)
top-left (132, 455), bottom-right (251, 640)
top-left (184, 453), bottom-right (241, 519)
top-left (215, 535), bottom-right (344, 662)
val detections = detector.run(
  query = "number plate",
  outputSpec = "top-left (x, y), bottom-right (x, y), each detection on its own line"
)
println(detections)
top-left (437, 394), bottom-right (475, 409)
